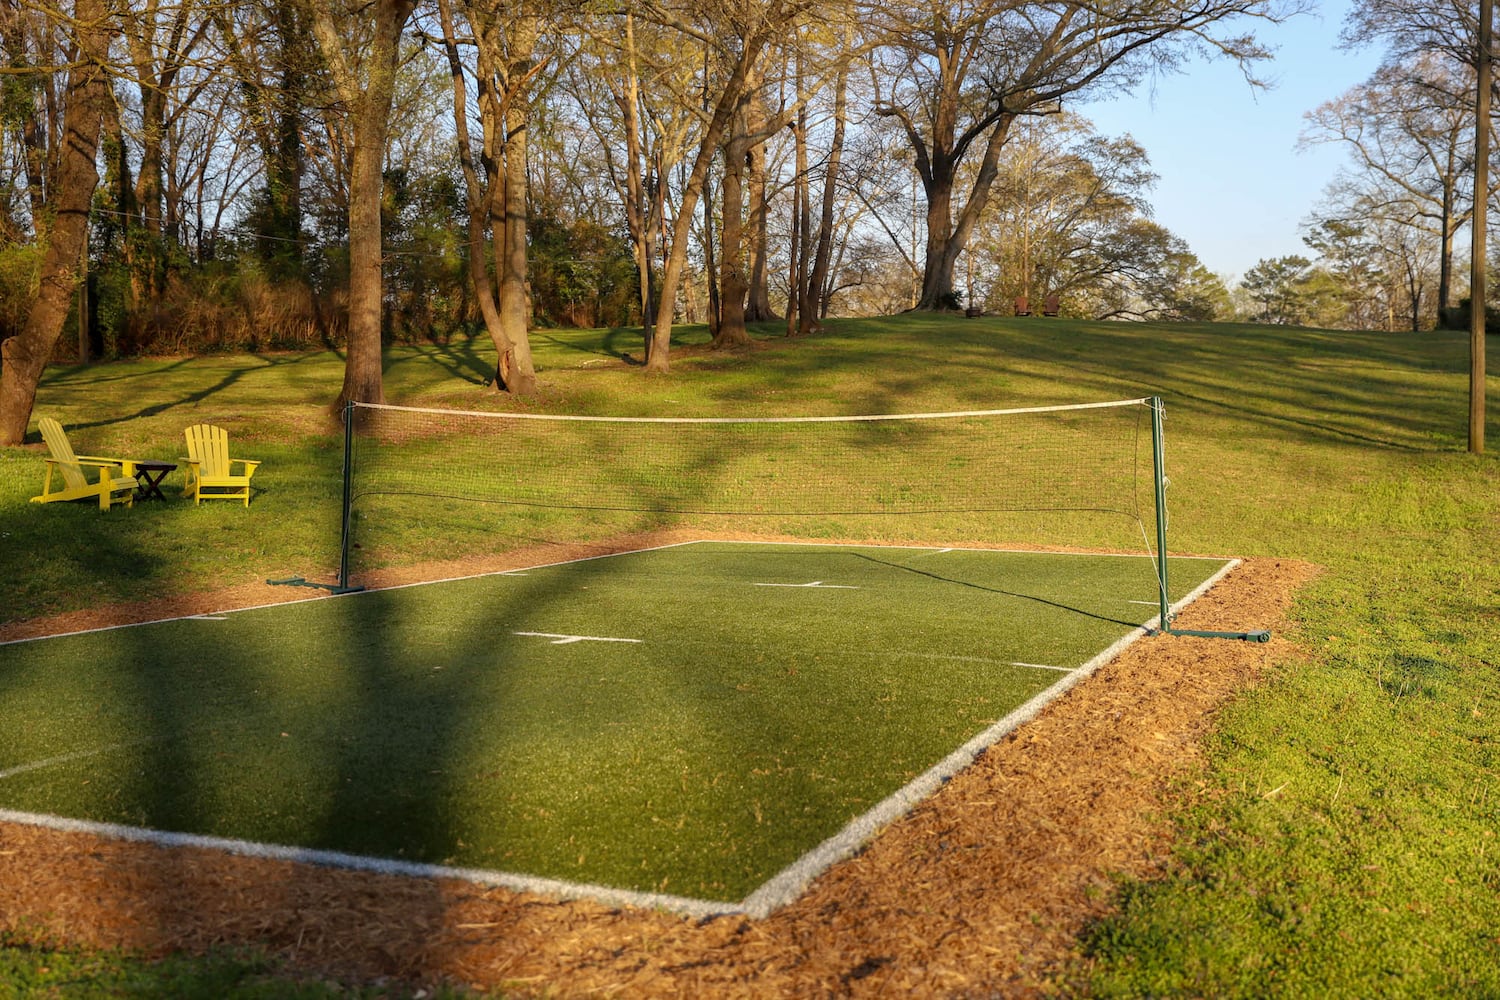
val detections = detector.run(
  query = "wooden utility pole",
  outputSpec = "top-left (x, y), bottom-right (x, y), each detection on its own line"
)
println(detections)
top-left (1473, 0), bottom-right (1491, 454)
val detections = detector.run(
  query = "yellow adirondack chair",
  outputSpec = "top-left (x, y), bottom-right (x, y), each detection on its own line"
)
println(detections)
top-left (31, 417), bottom-right (139, 510)
top-left (182, 424), bottom-right (260, 506)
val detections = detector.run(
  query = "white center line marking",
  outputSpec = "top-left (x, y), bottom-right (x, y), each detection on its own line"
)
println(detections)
top-left (0, 745), bottom-right (121, 780)
top-left (188, 615), bottom-right (229, 621)
top-left (753, 581), bottom-right (860, 589)
top-left (1011, 661), bottom-right (1075, 672)
top-left (513, 631), bottom-right (642, 645)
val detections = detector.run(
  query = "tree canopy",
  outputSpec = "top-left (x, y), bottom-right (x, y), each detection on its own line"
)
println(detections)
top-left (0, 0), bottom-right (1288, 441)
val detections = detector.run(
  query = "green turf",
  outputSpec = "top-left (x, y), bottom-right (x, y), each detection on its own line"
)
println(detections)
top-left (0, 542), bottom-right (1226, 902)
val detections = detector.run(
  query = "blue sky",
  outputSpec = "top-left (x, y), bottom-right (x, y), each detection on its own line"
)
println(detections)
top-left (1076, 0), bottom-right (1386, 282)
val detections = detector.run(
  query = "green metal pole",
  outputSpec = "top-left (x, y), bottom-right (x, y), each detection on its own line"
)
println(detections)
top-left (1151, 395), bottom-right (1271, 643)
top-left (1151, 397), bottom-right (1170, 633)
top-left (337, 399), bottom-right (358, 593)
top-left (265, 401), bottom-right (366, 593)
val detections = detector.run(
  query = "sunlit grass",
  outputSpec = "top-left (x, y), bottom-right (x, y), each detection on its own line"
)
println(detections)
top-left (2, 315), bottom-right (1498, 995)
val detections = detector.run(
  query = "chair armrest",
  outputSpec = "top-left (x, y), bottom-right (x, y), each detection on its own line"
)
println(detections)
top-left (231, 459), bottom-right (262, 474)
top-left (72, 455), bottom-right (128, 471)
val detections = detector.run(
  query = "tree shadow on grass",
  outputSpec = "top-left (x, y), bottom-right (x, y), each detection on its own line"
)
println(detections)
top-left (383, 339), bottom-right (492, 387)
top-left (38, 354), bottom-right (332, 434)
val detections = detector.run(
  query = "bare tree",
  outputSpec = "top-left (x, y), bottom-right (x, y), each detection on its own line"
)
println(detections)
top-left (633, 0), bottom-right (824, 373)
top-left (1344, 0), bottom-right (1492, 452)
top-left (0, 0), bottom-right (113, 446)
top-left (866, 0), bottom-right (1289, 311)
top-left (213, 0), bottom-right (317, 278)
top-left (1300, 55), bottom-right (1483, 313)
top-left (434, 0), bottom-right (542, 393)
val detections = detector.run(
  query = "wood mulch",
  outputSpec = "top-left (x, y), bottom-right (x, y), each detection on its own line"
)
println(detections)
top-left (0, 534), bottom-right (1319, 997)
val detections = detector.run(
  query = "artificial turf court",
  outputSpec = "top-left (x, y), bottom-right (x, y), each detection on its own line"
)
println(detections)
top-left (0, 540), bottom-right (1232, 915)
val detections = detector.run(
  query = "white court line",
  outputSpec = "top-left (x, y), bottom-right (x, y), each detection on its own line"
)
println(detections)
top-left (0, 745), bottom-right (120, 781)
top-left (899, 651), bottom-right (1012, 666)
top-left (896, 652), bottom-right (1069, 672)
top-left (899, 547), bottom-right (955, 560)
top-left (753, 581), bottom-right (859, 589)
top-left (188, 615), bottom-right (229, 621)
top-left (0, 539), bottom-right (706, 648)
top-left (0, 807), bottom-right (740, 921)
top-left (513, 631), bottom-right (642, 645)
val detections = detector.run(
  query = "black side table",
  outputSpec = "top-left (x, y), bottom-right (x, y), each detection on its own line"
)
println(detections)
top-left (131, 460), bottom-right (178, 501)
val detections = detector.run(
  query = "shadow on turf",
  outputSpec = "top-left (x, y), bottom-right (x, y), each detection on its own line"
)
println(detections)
top-left (840, 551), bottom-right (1142, 630)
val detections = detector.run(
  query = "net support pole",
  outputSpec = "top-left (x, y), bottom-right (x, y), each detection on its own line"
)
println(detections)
top-left (337, 399), bottom-right (361, 593)
top-left (265, 400), bottom-right (367, 594)
top-left (1151, 397), bottom-right (1172, 632)
top-left (1152, 396), bottom-right (1270, 643)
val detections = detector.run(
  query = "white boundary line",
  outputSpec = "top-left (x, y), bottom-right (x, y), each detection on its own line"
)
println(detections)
top-left (0, 539), bottom-right (704, 648)
top-left (0, 745), bottom-right (123, 781)
top-left (0, 808), bottom-right (741, 920)
top-left (0, 545), bottom-right (1242, 921)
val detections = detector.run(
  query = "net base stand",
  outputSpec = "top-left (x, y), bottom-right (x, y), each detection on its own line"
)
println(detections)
top-left (1155, 626), bottom-right (1271, 643)
top-left (266, 575), bottom-right (366, 595)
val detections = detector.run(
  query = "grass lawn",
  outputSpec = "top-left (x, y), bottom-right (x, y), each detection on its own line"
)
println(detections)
top-left (1, 314), bottom-right (1497, 995)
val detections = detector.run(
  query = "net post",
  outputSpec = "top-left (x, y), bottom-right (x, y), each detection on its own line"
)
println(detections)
top-left (337, 399), bottom-right (358, 593)
top-left (1151, 396), bottom-right (1170, 633)
top-left (1149, 398), bottom-right (1272, 643)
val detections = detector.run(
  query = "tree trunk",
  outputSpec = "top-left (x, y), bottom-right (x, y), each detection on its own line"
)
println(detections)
top-left (807, 47), bottom-right (848, 323)
top-left (498, 31), bottom-right (539, 396)
top-left (744, 93), bottom-right (777, 322)
top-left (437, 0), bottom-right (514, 385)
top-left (267, 5), bottom-right (308, 280)
top-left (1439, 179), bottom-right (1454, 314)
top-left (713, 121), bottom-right (752, 348)
top-left (646, 41), bottom-right (761, 373)
top-left (1471, 0), bottom-right (1490, 455)
top-left (314, 0), bottom-right (415, 412)
top-left (338, 97), bottom-right (388, 408)
top-left (0, 0), bottom-right (109, 446)
top-left (619, 15), bottom-right (656, 339)
top-left (795, 101), bottom-right (815, 334)
top-left (132, 85), bottom-right (168, 307)
top-left (916, 116), bottom-right (1012, 311)
top-left (786, 124), bottom-right (802, 338)
top-left (916, 165), bottom-right (957, 309)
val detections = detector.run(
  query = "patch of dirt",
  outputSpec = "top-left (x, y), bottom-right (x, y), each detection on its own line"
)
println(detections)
top-left (0, 541), bottom-right (1319, 997)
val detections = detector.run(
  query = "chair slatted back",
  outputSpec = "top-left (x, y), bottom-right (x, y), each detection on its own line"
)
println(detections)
top-left (184, 424), bottom-right (231, 477)
top-left (38, 417), bottom-right (89, 491)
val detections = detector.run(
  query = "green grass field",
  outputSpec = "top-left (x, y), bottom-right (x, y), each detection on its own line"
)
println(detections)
top-left (0, 541), bottom-right (1228, 908)
top-left (1, 314), bottom-right (1498, 995)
